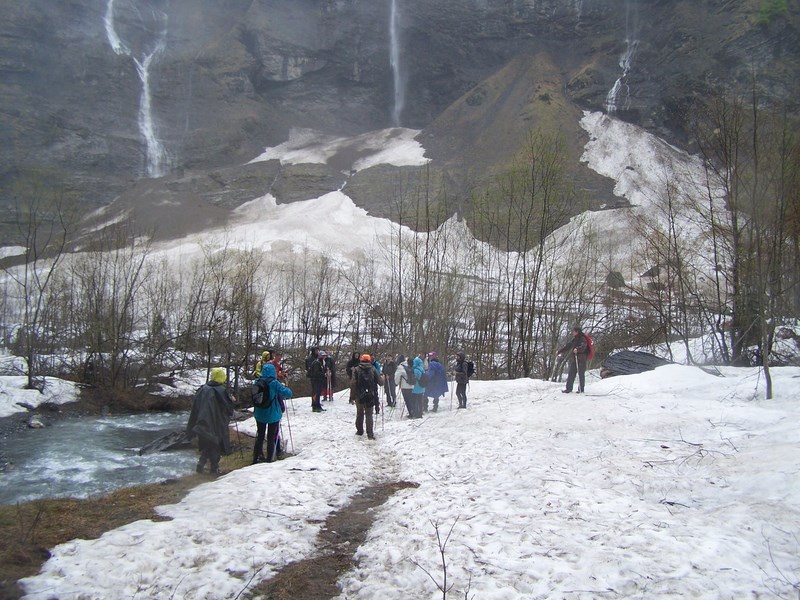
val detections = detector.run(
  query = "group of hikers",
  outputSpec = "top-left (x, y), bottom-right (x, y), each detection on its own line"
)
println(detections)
top-left (186, 326), bottom-right (592, 474)
top-left (302, 347), bottom-right (475, 440)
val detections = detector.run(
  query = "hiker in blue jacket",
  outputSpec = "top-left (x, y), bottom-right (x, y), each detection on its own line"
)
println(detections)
top-left (412, 355), bottom-right (426, 418)
top-left (425, 352), bottom-right (448, 412)
top-left (253, 362), bottom-right (293, 464)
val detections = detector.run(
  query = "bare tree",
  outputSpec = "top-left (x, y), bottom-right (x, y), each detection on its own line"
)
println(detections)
top-left (3, 180), bottom-right (75, 389)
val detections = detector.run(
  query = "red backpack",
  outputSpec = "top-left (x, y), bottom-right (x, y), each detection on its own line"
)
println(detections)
top-left (585, 334), bottom-right (595, 360)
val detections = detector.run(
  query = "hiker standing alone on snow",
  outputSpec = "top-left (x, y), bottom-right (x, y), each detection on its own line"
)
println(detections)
top-left (186, 367), bottom-right (235, 475)
top-left (558, 326), bottom-right (589, 393)
top-left (425, 352), bottom-right (448, 412)
top-left (253, 362), bottom-right (293, 464)
top-left (452, 351), bottom-right (470, 409)
top-left (353, 354), bottom-right (380, 440)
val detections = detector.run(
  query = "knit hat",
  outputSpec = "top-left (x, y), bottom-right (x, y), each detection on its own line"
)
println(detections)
top-left (210, 367), bottom-right (226, 384)
top-left (360, 354), bottom-right (372, 363)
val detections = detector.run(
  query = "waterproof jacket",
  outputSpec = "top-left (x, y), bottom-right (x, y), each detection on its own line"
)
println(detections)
top-left (425, 359), bottom-right (449, 398)
top-left (395, 363), bottom-right (414, 390)
top-left (559, 333), bottom-right (589, 356)
top-left (186, 381), bottom-right (234, 454)
top-left (308, 358), bottom-right (327, 383)
top-left (383, 359), bottom-right (397, 381)
top-left (255, 363), bottom-right (293, 424)
top-left (412, 356), bottom-right (426, 394)
top-left (454, 358), bottom-right (470, 384)
top-left (345, 353), bottom-right (360, 379)
top-left (324, 355), bottom-right (337, 387)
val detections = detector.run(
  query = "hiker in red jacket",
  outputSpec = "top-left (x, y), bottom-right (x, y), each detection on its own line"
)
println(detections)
top-left (558, 326), bottom-right (589, 394)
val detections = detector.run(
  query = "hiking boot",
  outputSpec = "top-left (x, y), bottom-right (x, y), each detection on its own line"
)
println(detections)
top-left (356, 431), bottom-right (364, 436)
top-left (562, 390), bottom-right (571, 394)
top-left (367, 435), bottom-right (375, 440)
top-left (196, 463), bottom-right (205, 474)
top-left (312, 405), bottom-right (326, 412)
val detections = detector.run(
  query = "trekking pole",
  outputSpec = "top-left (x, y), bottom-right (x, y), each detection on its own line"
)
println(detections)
top-left (449, 378), bottom-right (455, 411)
top-left (232, 417), bottom-right (244, 460)
top-left (284, 409), bottom-right (295, 454)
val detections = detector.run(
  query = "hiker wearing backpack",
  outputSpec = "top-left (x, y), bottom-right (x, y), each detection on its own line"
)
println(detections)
top-left (557, 326), bottom-right (589, 393)
top-left (453, 351), bottom-right (470, 409)
top-left (253, 362), bottom-right (293, 464)
top-left (425, 352), bottom-right (448, 412)
top-left (353, 354), bottom-right (380, 440)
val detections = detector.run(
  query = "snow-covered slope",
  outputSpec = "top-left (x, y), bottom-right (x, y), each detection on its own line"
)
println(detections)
top-left (19, 366), bottom-right (800, 599)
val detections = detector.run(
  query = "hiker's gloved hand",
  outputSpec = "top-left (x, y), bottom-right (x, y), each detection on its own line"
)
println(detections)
top-left (375, 406), bottom-right (380, 415)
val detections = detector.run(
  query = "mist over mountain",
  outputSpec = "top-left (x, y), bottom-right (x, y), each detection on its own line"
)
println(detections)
top-left (1, 0), bottom-right (798, 242)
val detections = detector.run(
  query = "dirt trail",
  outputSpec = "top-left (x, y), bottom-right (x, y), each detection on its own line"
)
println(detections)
top-left (249, 480), bottom-right (418, 599)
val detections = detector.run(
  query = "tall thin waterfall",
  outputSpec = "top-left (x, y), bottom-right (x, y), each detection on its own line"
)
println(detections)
top-left (103, 0), bottom-right (169, 178)
top-left (390, 0), bottom-right (404, 127)
top-left (605, 0), bottom-right (639, 114)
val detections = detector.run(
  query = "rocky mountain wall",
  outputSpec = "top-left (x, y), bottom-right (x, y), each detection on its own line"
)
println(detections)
top-left (0, 0), bottom-right (797, 242)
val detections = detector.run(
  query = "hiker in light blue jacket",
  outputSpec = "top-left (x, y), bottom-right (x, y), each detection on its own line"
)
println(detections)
top-left (412, 355), bottom-right (426, 419)
top-left (253, 363), bottom-right (293, 464)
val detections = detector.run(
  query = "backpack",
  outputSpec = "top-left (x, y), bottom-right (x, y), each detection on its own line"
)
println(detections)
top-left (356, 367), bottom-right (376, 405)
top-left (403, 364), bottom-right (415, 386)
top-left (465, 360), bottom-right (475, 378)
top-left (418, 368), bottom-right (430, 387)
top-left (251, 375), bottom-right (275, 409)
top-left (585, 334), bottom-right (595, 360)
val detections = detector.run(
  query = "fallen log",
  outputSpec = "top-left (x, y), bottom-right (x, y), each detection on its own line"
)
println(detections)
top-left (138, 430), bottom-right (191, 455)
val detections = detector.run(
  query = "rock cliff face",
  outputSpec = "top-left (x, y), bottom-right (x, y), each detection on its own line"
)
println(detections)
top-left (1, 0), bottom-right (797, 240)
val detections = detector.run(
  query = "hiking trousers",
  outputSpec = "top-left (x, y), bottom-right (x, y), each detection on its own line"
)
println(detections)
top-left (565, 353), bottom-right (587, 392)
top-left (355, 402), bottom-right (375, 438)
top-left (455, 382), bottom-right (467, 408)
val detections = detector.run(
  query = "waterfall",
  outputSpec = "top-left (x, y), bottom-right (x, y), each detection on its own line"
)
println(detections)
top-left (389, 0), bottom-right (404, 127)
top-left (103, 0), bottom-right (127, 55)
top-left (103, 0), bottom-right (169, 178)
top-left (605, 0), bottom-right (640, 114)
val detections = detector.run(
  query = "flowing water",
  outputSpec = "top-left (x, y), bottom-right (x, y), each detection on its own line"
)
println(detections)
top-left (0, 412), bottom-right (196, 505)
top-left (104, 0), bottom-right (169, 177)
top-left (389, 0), bottom-right (404, 127)
top-left (605, 0), bottom-right (640, 114)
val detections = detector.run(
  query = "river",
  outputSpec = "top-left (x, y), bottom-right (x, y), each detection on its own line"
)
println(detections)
top-left (0, 411), bottom-right (197, 505)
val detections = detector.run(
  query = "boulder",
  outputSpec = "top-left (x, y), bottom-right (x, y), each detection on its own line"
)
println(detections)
top-left (600, 350), bottom-right (671, 378)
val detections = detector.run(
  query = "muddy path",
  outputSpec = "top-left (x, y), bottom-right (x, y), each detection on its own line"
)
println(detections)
top-left (249, 480), bottom-right (418, 599)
